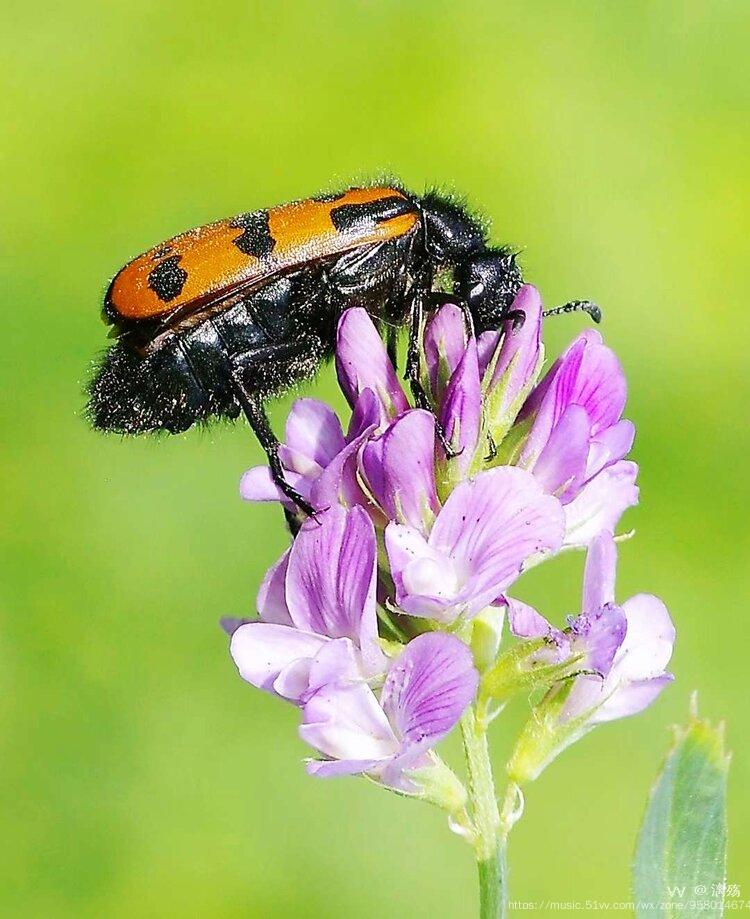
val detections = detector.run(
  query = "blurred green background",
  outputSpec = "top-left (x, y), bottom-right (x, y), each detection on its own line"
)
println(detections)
top-left (2, 1), bottom-right (748, 915)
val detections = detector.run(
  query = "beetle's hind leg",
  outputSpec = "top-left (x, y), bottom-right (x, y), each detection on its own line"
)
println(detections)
top-left (227, 361), bottom-right (317, 520)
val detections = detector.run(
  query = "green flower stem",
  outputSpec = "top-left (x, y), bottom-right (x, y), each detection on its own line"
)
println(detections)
top-left (461, 705), bottom-right (507, 919)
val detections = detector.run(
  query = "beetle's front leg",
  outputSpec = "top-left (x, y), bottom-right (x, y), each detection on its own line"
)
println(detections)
top-left (404, 275), bottom-right (430, 410)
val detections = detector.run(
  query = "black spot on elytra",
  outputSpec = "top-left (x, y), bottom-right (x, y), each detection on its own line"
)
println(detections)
top-left (230, 210), bottom-right (276, 259)
top-left (148, 255), bottom-right (188, 302)
top-left (329, 195), bottom-right (414, 234)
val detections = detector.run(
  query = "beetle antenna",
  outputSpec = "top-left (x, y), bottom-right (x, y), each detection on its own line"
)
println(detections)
top-left (542, 300), bottom-right (602, 324)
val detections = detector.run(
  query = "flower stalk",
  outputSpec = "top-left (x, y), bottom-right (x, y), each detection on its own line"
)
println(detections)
top-left (461, 705), bottom-right (506, 919)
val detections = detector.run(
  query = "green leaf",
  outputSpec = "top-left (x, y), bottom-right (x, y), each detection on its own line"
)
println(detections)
top-left (633, 695), bottom-right (730, 917)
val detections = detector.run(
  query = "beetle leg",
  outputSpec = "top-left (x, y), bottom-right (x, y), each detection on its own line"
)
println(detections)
top-left (227, 367), bottom-right (317, 520)
top-left (386, 324), bottom-right (399, 370)
top-left (542, 300), bottom-right (601, 324)
top-left (405, 275), bottom-right (431, 409)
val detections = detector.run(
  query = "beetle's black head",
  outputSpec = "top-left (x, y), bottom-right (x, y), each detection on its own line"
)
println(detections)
top-left (419, 191), bottom-right (486, 264)
top-left (454, 248), bottom-right (524, 333)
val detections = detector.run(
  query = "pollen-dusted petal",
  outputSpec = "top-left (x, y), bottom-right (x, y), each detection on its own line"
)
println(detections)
top-left (335, 308), bottom-right (408, 421)
top-left (285, 504), bottom-right (383, 672)
top-left (568, 603), bottom-right (627, 676)
top-left (381, 633), bottom-right (478, 747)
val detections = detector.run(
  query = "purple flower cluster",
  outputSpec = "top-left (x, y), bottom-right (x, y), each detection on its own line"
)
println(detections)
top-left (227, 285), bottom-right (674, 793)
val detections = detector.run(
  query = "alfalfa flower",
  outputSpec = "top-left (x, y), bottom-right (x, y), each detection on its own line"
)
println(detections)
top-left (229, 503), bottom-right (385, 700)
top-left (302, 631), bottom-right (478, 793)
top-left (506, 531), bottom-right (675, 783)
top-left (510, 328), bottom-right (639, 546)
top-left (385, 466), bottom-right (563, 623)
top-left (226, 291), bottom-right (677, 916)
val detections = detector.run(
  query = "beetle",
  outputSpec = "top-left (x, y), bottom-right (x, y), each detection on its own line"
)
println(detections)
top-left (87, 183), bottom-right (600, 515)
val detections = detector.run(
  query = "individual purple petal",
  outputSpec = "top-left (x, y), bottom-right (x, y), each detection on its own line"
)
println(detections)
top-left (506, 597), bottom-right (554, 640)
top-left (581, 531), bottom-right (617, 612)
top-left (428, 467), bottom-right (564, 611)
top-left (309, 425), bottom-right (376, 511)
top-left (616, 593), bottom-right (676, 680)
top-left (423, 304), bottom-right (468, 403)
top-left (439, 339), bottom-right (482, 475)
top-left (306, 756), bottom-right (388, 778)
top-left (521, 330), bottom-right (626, 433)
top-left (219, 617), bottom-right (250, 637)
top-left (239, 465), bottom-right (309, 508)
top-left (386, 467), bottom-right (564, 621)
top-left (257, 550), bottom-right (293, 625)
top-left (347, 388), bottom-right (382, 439)
top-left (519, 330), bottom-right (627, 473)
top-left (335, 308), bottom-right (409, 421)
top-left (585, 419), bottom-right (635, 481)
top-left (285, 504), bottom-right (383, 672)
top-left (563, 460), bottom-right (639, 547)
top-left (531, 403), bottom-right (590, 499)
top-left (567, 603), bottom-right (627, 676)
top-left (305, 638), bottom-right (362, 694)
top-left (592, 673), bottom-right (674, 724)
top-left (230, 622), bottom-right (327, 699)
top-left (381, 633), bottom-right (479, 749)
top-left (481, 285), bottom-right (543, 398)
top-left (477, 330), bottom-right (500, 374)
top-left (360, 410), bottom-right (440, 532)
top-left (278, 398), bottom-right (346, 474)
top-left (300, 679), bottom-right (398, 766)
top-left (385, 524), bottom-right (464, 621)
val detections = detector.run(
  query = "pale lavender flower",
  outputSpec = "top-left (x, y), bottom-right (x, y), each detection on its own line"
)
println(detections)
top-left (560, 532), bottom-right (675, 724)
top-left (229, 504), bottom-right (384, 701)
top-left (301, 632), bottom-right (478, 790)
top-left (507, 531), bottom-right (675, 782)
top-left (515, 329), bottom-right (638, 546)
top-left (385, 466), bottom-right (564, 623)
